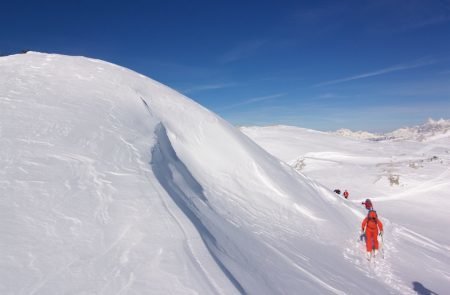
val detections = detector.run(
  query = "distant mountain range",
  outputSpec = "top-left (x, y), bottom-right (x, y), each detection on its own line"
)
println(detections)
top-left (333, 119), bottom-right (450, 141)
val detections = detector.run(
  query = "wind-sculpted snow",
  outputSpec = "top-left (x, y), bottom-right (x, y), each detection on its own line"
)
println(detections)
top-left (0, 52), bottom-right (426, 294)
top-left (0, 53), bottom-right (236, 294)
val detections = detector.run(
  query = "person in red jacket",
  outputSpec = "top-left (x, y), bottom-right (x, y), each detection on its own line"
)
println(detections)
top-left (343, 190), bottom-right (349, 199)
top-left (361, 210), bottom-right (383, 259)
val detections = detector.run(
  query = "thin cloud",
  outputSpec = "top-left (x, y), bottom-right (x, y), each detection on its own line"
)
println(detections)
top-left (219, 40), bottom-right (267, 64)
top-left (220, 93), bottom-right (286, 111)
top-left (183, 83), bottom-right (238, 94)
top-left (314, 58), bottom-right (436, 87)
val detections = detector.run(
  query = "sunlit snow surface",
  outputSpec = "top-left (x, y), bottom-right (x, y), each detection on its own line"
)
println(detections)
top-left (242, 125), bottom-right (450, 294)
top-left (0, 53), bottom-right (447, 294)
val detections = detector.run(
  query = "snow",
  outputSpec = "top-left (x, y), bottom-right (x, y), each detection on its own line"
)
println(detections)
top-left (333, 128), bottom-right (381, 140)
top-left (0, 52), bottom-right (448, 294)
top-left (386, 118), bottom-right (450, 142)
top-left (330, 118), bottom-right (450, 142)
top-left (242, 124), bottom-right (450, 294)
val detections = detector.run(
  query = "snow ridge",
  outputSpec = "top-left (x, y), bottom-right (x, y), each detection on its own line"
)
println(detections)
top-left (150, 122), bottom-right (244, 293)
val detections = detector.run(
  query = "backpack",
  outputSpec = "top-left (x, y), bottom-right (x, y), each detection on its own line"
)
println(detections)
top-left (364, 199), bottom-right (373, 210)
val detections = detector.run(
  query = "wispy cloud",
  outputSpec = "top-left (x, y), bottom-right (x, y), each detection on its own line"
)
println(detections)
top-left (219, 40), bottom-right (267, 64)
top-left (220, 93), bottom-right (286, 111)
top-left (183, 83), bottom-right (238, 94)
top-left (314, 58), bottom-right (436, 87)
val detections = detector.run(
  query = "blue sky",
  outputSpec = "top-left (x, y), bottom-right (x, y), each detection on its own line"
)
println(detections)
top-left (1, 0), bottom-right (449, 132)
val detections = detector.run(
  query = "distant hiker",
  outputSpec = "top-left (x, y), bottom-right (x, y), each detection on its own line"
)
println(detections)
top-left (334, 189), bottom-right (341, 195)
top-left (362, 199), bottom-right (373, 210)
top-left (361, 210), bottom-right (383, 260)
top-left (343, 190), bottom-right (349, 199)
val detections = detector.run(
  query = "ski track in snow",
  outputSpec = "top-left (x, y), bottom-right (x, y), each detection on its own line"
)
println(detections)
top-left (395, 226), bottom-right (450, 255)
top-left (341, 206), bottom-right (419, 295)
top-left (343, 236), bottom-right (414, 295)
top-left (264, 241), bottom-right (347, 295)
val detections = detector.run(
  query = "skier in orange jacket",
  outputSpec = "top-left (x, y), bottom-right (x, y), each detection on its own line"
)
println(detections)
top-left (361, 210), bottom-right (383, 259)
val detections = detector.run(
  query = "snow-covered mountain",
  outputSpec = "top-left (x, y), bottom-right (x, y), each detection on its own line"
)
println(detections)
top-left (386, 118), bottom-right (450, 141)
top-left (333, 128), bottom-right (381, 140)
top-left (1, 52), bottom-right (448, 294)
top-left (331, 118), bottom-right (450, 142)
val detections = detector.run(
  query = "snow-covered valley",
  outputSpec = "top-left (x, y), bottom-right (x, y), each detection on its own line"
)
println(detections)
top-left (1, 52), bottom-right (449, 294)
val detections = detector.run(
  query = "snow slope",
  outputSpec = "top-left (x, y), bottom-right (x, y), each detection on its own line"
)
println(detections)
top-left (0, 52), bottom-right (440, 294)
top-left (242, 125), bottom-right (450, 294)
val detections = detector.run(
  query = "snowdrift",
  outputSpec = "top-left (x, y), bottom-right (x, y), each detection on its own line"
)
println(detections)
top-left (0, 52), bottom-right (419, 294)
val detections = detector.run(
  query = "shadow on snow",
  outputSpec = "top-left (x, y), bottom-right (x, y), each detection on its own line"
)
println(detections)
top-left (412, 281), bottom-right (439, 295)
top-left (150, 123), bottom-right (246, 294)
